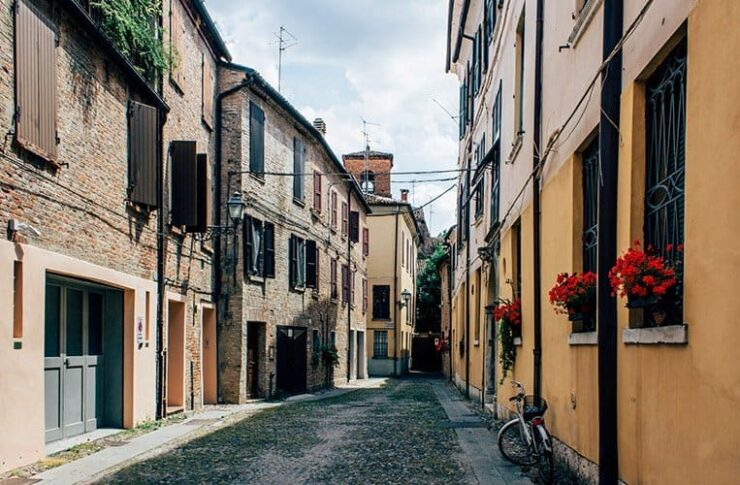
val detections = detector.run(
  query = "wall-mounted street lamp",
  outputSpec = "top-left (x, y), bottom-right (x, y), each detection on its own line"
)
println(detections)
top-left (400, 289), bottom-right (412, 307)
top-left (195, 191), bottom-right (246, 241)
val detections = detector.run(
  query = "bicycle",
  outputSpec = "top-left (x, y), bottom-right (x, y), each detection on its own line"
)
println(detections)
top-left (497, 380), bottom-right (554, 483)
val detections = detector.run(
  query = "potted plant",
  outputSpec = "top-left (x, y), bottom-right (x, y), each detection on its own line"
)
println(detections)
top-left (548, 272), bottom-right (597, 331)
top-left (492, 298), bottom-right (521, 383)
top-left (321, 344), bottom-right (340, 367)
top-left (609, 241), bottom-right (682, 326)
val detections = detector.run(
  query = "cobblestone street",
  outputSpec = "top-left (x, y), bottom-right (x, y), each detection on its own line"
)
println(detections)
top-left (97, 378), bottom-right (527, 485)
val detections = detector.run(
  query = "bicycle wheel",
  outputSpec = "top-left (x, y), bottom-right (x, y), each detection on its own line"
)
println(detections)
top-left (497, 419), bottom-right (537, 465)
top-left (533, 425), bottom-right (554, 484)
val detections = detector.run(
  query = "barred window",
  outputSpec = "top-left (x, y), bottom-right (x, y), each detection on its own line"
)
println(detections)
top-left (582, 136), bottom-right (599, 273)
top-left (373, 330), bottom-right (388, 358)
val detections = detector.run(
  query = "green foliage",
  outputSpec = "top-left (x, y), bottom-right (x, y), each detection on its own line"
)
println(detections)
top-left (498, 319), bottom-right (517, 384)
top-left (415, 243), bottom-right (446, 333)
top-left (320, 344), bottom-right (340, 368)
top-left (91, 0), bottom-right (171, 81)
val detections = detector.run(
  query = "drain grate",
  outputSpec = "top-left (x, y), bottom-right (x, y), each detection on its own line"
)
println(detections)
top-left (444, 420), bottom-right (490, 429)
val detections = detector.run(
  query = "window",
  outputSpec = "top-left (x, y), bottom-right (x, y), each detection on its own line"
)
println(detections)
top-left (473, 28), bottom-right (481, 96)
top-left (341, 202), bottom-right (349, 237)
top-left (474, 178), bottom-right (484, 219)
top-left (245, 217), bottom-right (274, 278)
top-left (306, 240), bottom-right (318, 289)
top-left (187, 154), bottom-right (211, 233)
top-left (330, 258), bottom-right (338, 300)
top-left (289, 235), bottom-right (306, 289)
top-left (474, 271), bottom-right (481, 344)
top-left (373, 331), bottom-right (388, 358)
top-left (490, 83), bottom-right (502, 226)
top-left (401, 233), bottom-right (405, 268)
top-left (362, 278), bottom-right (368, 314)
top-left (171, 141), bottom-right (198, 226)
top-left (15, 0), bottom-right (58, 162)
top-left (459, 77), bottom-right (468, 139)
top-left (341, 264), bottom-right (350, 303)
top-left (293, 138), bottom-right (305, 201)
top-left (331, 191), bottom-right (338, 230)
top-left (582, 136), bottom-right (599, 273)
top-left (202, 54), bottom-right (214, 128)
top-left (13, 261), bottom-right (23, 339)
top-left (128, 101), bottom-right (160, 207)
top-left (349, 211), bottom-right (360, 242)
top-left (514, 10), bottom-right (526, 136)
top-left (249, 102), bottom-right (265, 176)
top-left (643, 39), bottom-right (687, 324)
top-left (350, 270), bottom-right (356, 307)
top-left (373, 285), bottom-right (391, 320)
top-left (313, 171), bottom-right (322, 212)
top-left (361, 171), bottom-right (376, 193)
top-left (485, 0), bottom-right (496, 46)
top-left (362, 227), bottom-right (370, 257)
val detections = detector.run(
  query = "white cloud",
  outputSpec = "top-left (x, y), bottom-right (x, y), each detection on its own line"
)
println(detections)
top-left (208, 0), bottom-right (459, 235)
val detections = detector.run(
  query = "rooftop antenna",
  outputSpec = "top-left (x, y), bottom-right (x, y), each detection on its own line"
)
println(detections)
top-left (274, 26), bottom-right (298, 92)
top-left (361, 118), bottom-right (380, 193)
top-left (431, 96), bottom-right (459, 125)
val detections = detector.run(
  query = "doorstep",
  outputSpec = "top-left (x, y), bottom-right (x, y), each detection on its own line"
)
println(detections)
top-left (45, 429), bottom-right (123, 456)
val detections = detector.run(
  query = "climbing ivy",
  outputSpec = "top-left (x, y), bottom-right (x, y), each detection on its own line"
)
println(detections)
top-left (91, 0), bottom-right (171, 81)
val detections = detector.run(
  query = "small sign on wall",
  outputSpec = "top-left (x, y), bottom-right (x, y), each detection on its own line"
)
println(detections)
top-left (136, 317), bottom-right (144, 346)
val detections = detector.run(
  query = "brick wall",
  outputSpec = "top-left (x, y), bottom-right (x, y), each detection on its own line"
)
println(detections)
top-left (343, 155), bottom-right (393, 197)
top-left (218, 67), bottom-right (368, 402)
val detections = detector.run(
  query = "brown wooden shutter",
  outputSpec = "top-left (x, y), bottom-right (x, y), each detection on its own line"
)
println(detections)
top-left (341, 202), bottom-right (348, 236)
top-left (202, 54), bottom-right (214, 128)
top-left (170, 0), bottom-right (184, 90)
top-left (170, 141), bottom-right (198, 226)
top-left (15, 0), bottom-right (57, 162)
top-left (128, 101), bottom-right (159, 207)
top-left (187, 153), bottom-right (209, 232)
top-left (306, 240), bottom-right (317, 288)
top-left (264, 222), bottom-right (275, 278)
top-left (363, 227), bottom-right (369, 256)
top-left (313, 171), bottom-right (322, 212)
top-left (349, 211), bottom-right (360, 242)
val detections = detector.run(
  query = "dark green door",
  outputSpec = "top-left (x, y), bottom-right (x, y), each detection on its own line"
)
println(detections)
top-left (44, 276), bottom-right (122, 443)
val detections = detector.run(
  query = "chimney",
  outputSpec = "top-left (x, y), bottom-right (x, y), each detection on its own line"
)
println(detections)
top-left (313, 118), bottom-right (327, 135)
top-left (400, 189), bottom-right (409, 203)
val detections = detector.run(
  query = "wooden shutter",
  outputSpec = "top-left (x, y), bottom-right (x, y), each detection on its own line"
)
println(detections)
top-left (293, 138), bottom-right (305, 200)
top-left (362, 279), bottom-right (368, 314)
top-left (202, 54), bottom-right (214, 128)
top-left (341, 264), bottom-right (349, 303)
top-left (331, 191), bottom-right (338, 228)
top-left (341, 202), bottom-right (348, 236)
top-left (243, 216), bottom-right (253, 276)
top-left (187, 153), bottom-right (209, 232)
top-left (128, 101), bottom-right (159, 207)
top-left (349, 211), bottom-right (360, 242)
top-left (288, 235), bottom-right (297, 288)
top-left (350, 270), bottom-right (355, 306)
top-left (249, 102), bottom-right (265, 175)
top-left (330, 258), bottom-right (337, 299)
top-left (306, 240), bottom-right (317, 288)
top-left (264, 222), bottom-right (275, 278)
top-left (363, 227), bottom-right (370, 256)
top-left (15, 0), bottom-right (57, 162)
top-left (170, 141), bottom-right (198, 226)
top-left (170, 0), bottom-right (184, 90)
top-left (313, 171), bottom-right (322, 212)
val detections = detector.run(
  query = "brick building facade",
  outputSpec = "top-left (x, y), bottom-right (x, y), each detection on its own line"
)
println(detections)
top-left (217, 65), bottom-right (370, 402)
top-left (342, 150), bottom-right (393, 198)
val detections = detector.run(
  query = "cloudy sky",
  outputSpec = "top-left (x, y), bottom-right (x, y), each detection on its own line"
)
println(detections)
top-left (207, 0), bottom-right (459, 236)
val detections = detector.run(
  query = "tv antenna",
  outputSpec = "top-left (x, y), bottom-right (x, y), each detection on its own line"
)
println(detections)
top-left (274, 26), bottom-right (298, 92)
top-left (431, 96), bottom-right (459, 125)
top-left (361, 118), bottom-right (380, 193)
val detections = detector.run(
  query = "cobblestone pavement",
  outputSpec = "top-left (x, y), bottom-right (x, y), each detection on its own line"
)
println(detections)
top-left (99, 378), bottom-right (479, 484)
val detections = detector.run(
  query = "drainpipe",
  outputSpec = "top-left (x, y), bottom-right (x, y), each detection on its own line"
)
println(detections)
top-left (598, 0), bottom-right (623, 483)
top-left (448, 246), bottom-right (454, 383)
top-left (392, 206), bottom-right (400, 376)
top-left (465, 159), bottom-right (471, 399)
top-left (532, 0), bottom-right (545, 398)
top-left (155, 108), bottom-right (166, 420)
top-left (214, 74), bottom-right (253, 404)
top-left (346, 184), bottom-right (352, 383)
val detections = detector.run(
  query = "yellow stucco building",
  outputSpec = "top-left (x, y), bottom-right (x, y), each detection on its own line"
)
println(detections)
top-left (446, 0), bottom-right (740, 482)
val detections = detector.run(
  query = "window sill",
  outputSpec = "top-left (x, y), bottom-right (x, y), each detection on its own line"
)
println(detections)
top-left (623, 324), bottom-right (688, 345)
top-left (330, 297), bottom-right (338, 305)
top-left (311, 289), bottom-right (319, 300)
top-left (310, 208), bottom-right (322, 220)
top-left (513, 337), bottom-right (522, 346)
top-left (292, 286), bottom-right (306, 294)
top-left (568, 331), bottom-right (597, 346)
top-left (566, 0), bottom-right (602, 48)
top-left (507, 134), bottom-right (524, 164)
top-left (249, 173), bottom-right (266, 184)
top-left (293, 198), bottom-right (305, 207)
top-left (247, 274), bottom-right (265, 284)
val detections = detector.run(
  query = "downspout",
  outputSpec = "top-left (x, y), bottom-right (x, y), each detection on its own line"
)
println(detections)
top-left (393, 206), bottom-right (400, 376)
top-left (156, 109), bottom-right (166, 420)
top-left (214, 74), bottom-right (253, 403)
top-left (532, 0), bottom-right (545, 398)
top-left (448, 247), bottom-right (453, 383)
top-left (598, 0), bottom-right (622, 483)
top-left (346, 184), bottom-right (352, 383)
top-left (465, 160), bottom-right (471, 399)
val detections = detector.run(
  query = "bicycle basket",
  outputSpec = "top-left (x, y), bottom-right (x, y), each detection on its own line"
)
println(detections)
top-left (523, 395), bottom-right (548, 420)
